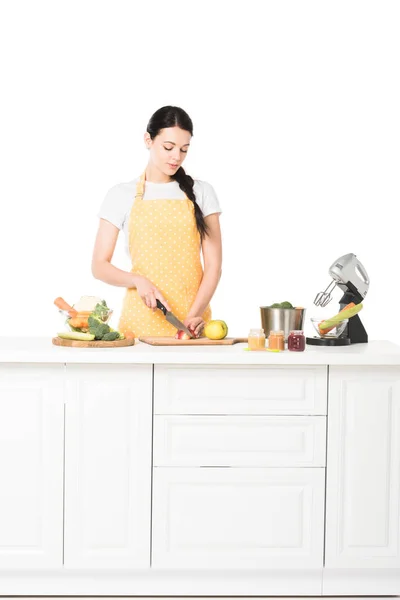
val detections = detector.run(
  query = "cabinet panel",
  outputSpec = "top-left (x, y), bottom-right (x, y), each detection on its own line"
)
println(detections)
top-left (154, 366), bottom-right (327, 415)
top-left (154, 415), bottom-right (326, 466)
top-left (152, 467), bottom-right (325, 568)
top-left (325, 367), bottom-right (400, 568)
top-left (64, 365), bottom-right (152, 568)
top-left (0, 365), bottom-right (64, 568)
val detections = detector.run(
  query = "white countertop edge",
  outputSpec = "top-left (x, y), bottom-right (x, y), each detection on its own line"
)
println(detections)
top-left (1, 339), bottom-right (400, 366)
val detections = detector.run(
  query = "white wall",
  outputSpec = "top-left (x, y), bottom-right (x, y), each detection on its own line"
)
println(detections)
top-left (1, 0), bottom-right (399, 341)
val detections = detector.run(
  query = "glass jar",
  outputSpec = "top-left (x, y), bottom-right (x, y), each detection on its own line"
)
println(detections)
top-left (268, 330), bottom-right (285, 351)
top-left (248, 328), bottom-right (266, 350)
top-left (288, 330), bottom-right (306, 352)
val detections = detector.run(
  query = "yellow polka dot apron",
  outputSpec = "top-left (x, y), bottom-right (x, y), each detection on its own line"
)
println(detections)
top-left (119, 171), bottom-right (212, 337)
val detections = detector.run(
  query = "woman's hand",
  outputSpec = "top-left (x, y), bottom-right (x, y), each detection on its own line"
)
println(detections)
top-left (184, 316), bottom-right (205, 338)
top-left (133, 275), bottom-right (171, 311)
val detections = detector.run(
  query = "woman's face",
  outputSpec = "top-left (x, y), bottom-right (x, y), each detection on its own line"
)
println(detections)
top-left (145, 126), bottom-right (191, 177)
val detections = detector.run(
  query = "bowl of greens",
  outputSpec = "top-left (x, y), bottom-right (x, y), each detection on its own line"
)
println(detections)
top-left (260, 301), bottom-right (306, 341)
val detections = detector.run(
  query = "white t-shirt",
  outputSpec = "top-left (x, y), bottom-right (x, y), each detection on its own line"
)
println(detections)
top-left (98, 177), bottom-right (222, 254)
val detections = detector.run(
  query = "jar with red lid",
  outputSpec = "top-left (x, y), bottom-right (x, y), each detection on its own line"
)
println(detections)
top-left (288, 330), bottom-right (306, 352)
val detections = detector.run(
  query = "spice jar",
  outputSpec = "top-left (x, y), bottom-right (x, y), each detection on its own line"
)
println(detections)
top-left (268, 330), bottom-right (285, 351)
top-left (248, 328), bottom-right (266, 350)
top-left (288, 330), bottom-right (306, 352)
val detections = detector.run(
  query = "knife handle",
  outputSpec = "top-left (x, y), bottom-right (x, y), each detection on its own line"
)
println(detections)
top-left (156, 299), bottom-right (167, 315)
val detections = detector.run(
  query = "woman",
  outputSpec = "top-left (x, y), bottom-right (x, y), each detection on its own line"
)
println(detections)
top-left (92, 105), bottom-right (222, 338)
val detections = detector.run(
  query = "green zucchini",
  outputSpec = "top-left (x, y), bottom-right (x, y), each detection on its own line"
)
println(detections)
top-left (57, 332), bottom-right (95, 341)
top-left (319, 303), bottom-right (363, 330)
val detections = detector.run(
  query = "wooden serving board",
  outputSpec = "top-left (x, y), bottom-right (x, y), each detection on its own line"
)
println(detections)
top-left (139, 336), bottom-right (248, 346)
top-left (52, 337), bottom-right (135, 348)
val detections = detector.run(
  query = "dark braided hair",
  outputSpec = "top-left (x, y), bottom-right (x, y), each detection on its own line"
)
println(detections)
top-left (146, 106), bottom-right (209, 239)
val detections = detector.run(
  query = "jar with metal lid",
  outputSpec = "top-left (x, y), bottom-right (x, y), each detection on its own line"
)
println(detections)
top-left (288, 330), bottom-right (306, 352)
top-left (248, 328), bottom-right (266, 350)
top-left (268, 330), bottom-right (285, 351)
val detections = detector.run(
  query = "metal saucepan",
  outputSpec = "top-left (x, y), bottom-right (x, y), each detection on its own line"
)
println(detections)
top-left (260, 307), bottom-right (306, 341)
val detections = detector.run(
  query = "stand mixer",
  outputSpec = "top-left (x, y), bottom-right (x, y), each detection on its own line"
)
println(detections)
top-left (307, 253), bottom-right (369, 346)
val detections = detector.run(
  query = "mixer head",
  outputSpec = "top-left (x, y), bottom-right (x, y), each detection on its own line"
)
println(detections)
top-left (314, 253), bottom-right (370, 307)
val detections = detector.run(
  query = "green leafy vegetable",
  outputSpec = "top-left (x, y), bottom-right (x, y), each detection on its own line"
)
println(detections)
top-left (88, 314), bottom-right (111, 339)
top-left (102, 332), bottom-right (120, 341)
top-left (269, 301), bottom-right (294, 309)
top-left (93, 300), bottom-right (109, 321)
top-left (280, 301), bottom-right (294, 309)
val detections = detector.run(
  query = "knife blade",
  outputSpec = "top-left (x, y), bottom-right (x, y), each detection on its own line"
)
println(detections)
top-left (156, 300), bottom-right (195, 338)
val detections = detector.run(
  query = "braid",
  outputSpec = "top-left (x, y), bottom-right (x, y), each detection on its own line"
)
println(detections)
top-left (173, 167), bottom-right (209, 239)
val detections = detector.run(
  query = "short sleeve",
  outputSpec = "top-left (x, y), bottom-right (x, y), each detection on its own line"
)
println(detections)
top-left (97, 184), bottom-right (132, 230)
top-left (194, 180), bottom-right (222, 217)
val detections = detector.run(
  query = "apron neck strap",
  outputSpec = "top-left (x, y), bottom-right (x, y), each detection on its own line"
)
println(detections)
top-left (135, 170), bottom-right (146, 200)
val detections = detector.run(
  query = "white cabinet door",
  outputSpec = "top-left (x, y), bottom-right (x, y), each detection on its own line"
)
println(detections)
top-left (325, 367), bottom-right (400, 568)
top-left (152, 467), bottom-right (325, 569)
top-left (64, 365), bottom-right (152, 568)
top-left (0, 365), bottom-right (64, 568)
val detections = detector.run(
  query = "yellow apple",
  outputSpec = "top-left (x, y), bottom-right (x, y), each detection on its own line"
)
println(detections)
top-left (204, 320), bottom-right (228, 340)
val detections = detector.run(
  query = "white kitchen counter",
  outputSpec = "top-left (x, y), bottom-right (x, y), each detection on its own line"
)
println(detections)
top-left (1, 337), bottom-right (400, 597)
top-left (1, 336), bottom-right (400, 365)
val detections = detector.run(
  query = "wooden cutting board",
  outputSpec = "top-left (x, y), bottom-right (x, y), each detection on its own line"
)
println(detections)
top-left (52, 337), bottom-right (135, 348)
top-left (139, 336), bottom-right (248, 346)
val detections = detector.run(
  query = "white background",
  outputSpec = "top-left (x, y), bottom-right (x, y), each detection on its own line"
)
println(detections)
top-left (0, 0), bottom-right (399, 340)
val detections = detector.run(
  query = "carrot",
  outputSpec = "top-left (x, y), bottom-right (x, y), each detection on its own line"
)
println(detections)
top-left (54, 297), bottom-right (78, 318)
top-left (319, 302), bottom-right (356, 335)
top-left (69, 316), bottom-right (89, 329)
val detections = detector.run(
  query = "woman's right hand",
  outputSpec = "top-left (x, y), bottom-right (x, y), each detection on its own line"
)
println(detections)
top-left (133, 275), bottom-right (171, 312)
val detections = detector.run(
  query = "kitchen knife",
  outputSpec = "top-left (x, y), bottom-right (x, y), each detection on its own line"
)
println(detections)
top-left (156, 300), bottom-right (195, 338)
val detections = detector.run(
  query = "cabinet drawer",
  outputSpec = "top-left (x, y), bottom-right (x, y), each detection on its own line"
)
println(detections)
top-left (152, 467), bottom-right (325, 569)
top-left (154, 415), bottom-right (326, 467)
top-left (154, 365), bottom-right (327, 415)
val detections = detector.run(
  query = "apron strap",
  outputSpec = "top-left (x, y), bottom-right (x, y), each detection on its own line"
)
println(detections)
top-left (135, 170), bottom-right (146, 200)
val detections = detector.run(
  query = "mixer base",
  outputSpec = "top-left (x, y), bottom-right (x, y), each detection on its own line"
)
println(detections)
top-left (306, 336), bottom-right (351, 346)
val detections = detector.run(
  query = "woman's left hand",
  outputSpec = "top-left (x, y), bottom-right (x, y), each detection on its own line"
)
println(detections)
top-left (184, 316), bottom-right (205, 338)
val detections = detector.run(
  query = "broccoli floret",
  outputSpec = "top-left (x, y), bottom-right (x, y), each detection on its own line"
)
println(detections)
top-left (93, 300), bottom-right (109, 321)
top-left (95, 323), bottom-right (111, 340)
top-left (269, 301), bottom-right (294, 309)
top-left (88, 314), bottom-right (103, 329)
top-left (88, 315), bottom-right (110, 339)
top-left (280, 301), bottom-right (294, 309)
top-left (102, 332), bottom-right (120, 342)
